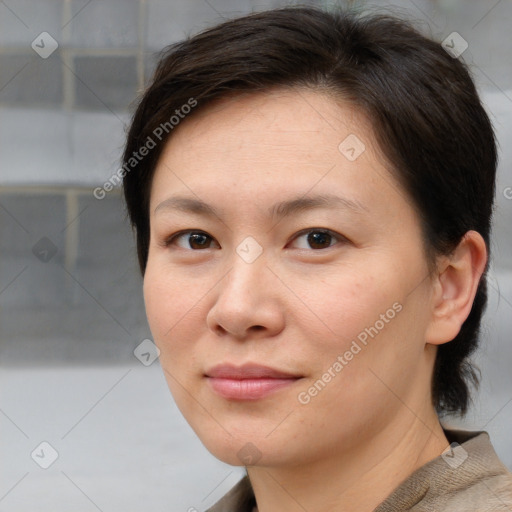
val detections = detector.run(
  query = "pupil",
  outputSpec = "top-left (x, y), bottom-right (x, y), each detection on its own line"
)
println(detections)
top-left (190, 233), bottom-right (208, 248)
top-left (308, 232), bottom-right (330, 249)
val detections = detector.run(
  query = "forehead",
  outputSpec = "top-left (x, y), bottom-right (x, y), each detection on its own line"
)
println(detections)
top-left (164, 88), bottom-right (372, 154)
top-left (149, 88), bottom-right (409, 218)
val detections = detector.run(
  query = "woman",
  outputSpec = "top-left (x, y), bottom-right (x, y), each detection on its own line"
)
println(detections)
top-left (122, 6), bottom-right (512, 511)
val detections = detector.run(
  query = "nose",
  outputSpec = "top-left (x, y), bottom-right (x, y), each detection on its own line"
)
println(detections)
top-left (206, 250), bottom-right (285, 341)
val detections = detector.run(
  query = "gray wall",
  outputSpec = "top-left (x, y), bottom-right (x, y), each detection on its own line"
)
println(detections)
top-left (1, 1), bottom-right (511, 510)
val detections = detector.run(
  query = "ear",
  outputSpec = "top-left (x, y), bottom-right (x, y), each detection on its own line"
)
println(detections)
top-left (425, 230), bottom-right (488, 346)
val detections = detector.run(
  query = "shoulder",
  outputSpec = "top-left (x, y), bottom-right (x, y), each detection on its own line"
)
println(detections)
top-left (376, 429), bottom-right (512, 512)
top-left (439, 429), bottom-right (512, 511)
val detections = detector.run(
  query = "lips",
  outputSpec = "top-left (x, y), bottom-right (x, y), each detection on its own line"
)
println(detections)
top-left (205, 363), bottom-right (302, 400)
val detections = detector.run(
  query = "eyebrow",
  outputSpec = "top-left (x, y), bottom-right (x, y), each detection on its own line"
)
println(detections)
top-left (153, 193), bottom-right (368, 219)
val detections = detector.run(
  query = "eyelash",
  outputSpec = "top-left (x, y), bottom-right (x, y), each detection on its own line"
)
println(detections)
top-left (164, 228), bottom-right (346, 251)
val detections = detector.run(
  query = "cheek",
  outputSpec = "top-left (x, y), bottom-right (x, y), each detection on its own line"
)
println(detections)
top-left (143, 266), bottom-right (170, 339)
top-left (298, 261), bottom-right (423, 389)
top-left (143, 262), bottom-right (198, 353)
top-left (311, 269), bottom-right (430, 404)
top-left (299, 268), bottom-right (393, 346)
top-left (143, 265), bottom-right (205, 406)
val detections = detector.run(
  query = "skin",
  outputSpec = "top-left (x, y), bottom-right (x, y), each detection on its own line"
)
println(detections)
top-left (143, 88), bottom-right (487, 512)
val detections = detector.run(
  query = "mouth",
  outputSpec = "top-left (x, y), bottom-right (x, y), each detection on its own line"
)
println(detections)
top-left (205, 363), bottom-right (303, 401)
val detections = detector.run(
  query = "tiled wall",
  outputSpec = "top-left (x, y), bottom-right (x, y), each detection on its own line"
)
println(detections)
top-left (0, 0), bottom-right (325, 111)
top-left (0, 188), bottom-right (150, 365)
top-left (0, 0), bottom-right (511, 112)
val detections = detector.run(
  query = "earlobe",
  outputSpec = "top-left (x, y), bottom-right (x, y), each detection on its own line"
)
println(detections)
top-left (425, 231), bottom-right (488, 346)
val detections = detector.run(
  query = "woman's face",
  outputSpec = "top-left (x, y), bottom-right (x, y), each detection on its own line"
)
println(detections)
top-left (144, 89), bottom-right (438, 467)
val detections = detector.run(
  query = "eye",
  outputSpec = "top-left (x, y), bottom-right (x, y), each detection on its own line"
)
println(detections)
top-left (165, 230), bottom-right (219, 250)
top-left (164, 228), bottom-right (346, 251)
top-left (289, 229), bottom-right (345, 250)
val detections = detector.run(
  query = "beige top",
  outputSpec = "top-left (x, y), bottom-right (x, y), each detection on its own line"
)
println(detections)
top-left (206, 429), bottom-right (512, 511)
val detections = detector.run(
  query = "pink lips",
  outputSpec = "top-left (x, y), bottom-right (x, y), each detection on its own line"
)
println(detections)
top-left (205, 363), bottom-right (301, 400)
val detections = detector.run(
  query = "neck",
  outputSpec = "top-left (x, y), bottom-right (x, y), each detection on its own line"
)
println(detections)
top-left (247, 407), bottom-right (448, 512)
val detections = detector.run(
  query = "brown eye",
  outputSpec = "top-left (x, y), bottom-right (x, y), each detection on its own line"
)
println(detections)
top-left (166, 231), bottom-right (219, 250)
top-left (290, 229), bottom-right (343, 250)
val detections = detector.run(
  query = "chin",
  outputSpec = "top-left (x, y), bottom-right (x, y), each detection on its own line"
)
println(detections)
top-left (206, 439), bottom-right (277, 467)
top-left (190, 420), bottom-right (279, 467)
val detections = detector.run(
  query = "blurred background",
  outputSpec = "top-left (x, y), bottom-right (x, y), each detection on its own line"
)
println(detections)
top-left (0, 0), bottom-right (511, 510)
